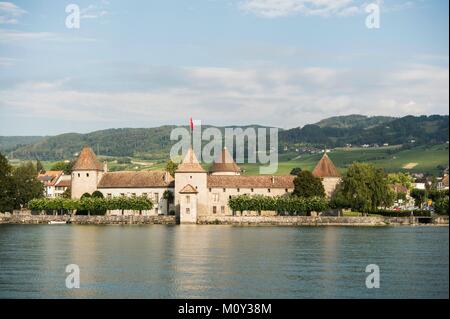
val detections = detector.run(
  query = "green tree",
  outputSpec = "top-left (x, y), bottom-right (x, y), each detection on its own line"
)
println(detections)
top-left (165, 160), bottom-right (179, 177)
top-left (292, 171), bottom-right (325, 198)
top-left (290, 167), bottom-right (302, 176)
top-left (50, 161), bottom-right (74, 174)
top-left (387, 172), bottom-right (414, 190)
top-left (36, 160), bottom-right (45, 174)
top-left (0, 153), bottom-right (14, 212)
top-left (11, 161), bottom-right (44, 210)
top-left (335, 162), bottom-right (395, 214)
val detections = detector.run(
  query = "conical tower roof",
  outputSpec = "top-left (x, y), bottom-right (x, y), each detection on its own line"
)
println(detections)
top-left (73, 147), bottom-right (103, 171)
top-left (176, 147), bottom-right (205, 173)
top-left (312, 153), bottom-right (340, 178)
top-left (209, 147), bottom-right (241, 174)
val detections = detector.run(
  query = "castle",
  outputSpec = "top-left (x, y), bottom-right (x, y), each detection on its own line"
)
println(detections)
top-left (71, 147), bottom-right (341, 223)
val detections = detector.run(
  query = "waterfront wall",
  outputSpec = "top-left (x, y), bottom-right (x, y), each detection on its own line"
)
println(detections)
top-left (197, 215), bottom-right (449, 226)
top-left (0, 212), bottom-right (176, 225)
top-left (1, 211), bottom-right (447, 226)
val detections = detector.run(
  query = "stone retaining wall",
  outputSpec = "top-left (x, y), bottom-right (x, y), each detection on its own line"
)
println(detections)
top-left (197, 215), bottom-right (449, 226)
top-left (0, 213), bottom-right (176, 225)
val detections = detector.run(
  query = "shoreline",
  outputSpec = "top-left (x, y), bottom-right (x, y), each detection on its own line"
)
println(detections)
top-left (1, 214), bottom-right (448, 227)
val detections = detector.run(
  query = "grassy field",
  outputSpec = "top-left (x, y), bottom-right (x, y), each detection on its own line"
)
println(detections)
top-left (9, 143), bottom-right (449, 176)
top-left (240, 144), bottom-right (449, 175)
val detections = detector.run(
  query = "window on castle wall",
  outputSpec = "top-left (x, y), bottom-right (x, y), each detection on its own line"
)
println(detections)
top-left (223, 188), bottom-right (226, 192)
top-left (237, 188), bottom-right (240, 192)
top-left (221, 206), bottom-right (225, 214)
top-left (268, 189), bottom-right (271, 193)
top-left (285, 189), bottom-right (288, 193)
top-left (213, 206), bottom-right (217, 214)
top-left (251, 188), bottom-right (254, 192)
top-left (186, 208), bottom-right (190, 214)
top-left (186, 195), bottom-right (190, 204)
top-left (78, 173), bottom-right (80, 177)
top-left (86, 173), bottom-right (89, 177)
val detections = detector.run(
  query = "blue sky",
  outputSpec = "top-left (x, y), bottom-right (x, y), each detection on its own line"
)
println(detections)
top-left (0, 0), bottom-right (448, 135)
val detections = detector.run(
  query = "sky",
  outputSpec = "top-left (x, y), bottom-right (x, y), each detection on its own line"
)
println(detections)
top-left (0, 0), bottom-right (448, 135)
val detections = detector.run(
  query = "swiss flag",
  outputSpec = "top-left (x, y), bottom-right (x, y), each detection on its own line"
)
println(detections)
top-left (189, 117), bottom-right (194, 130)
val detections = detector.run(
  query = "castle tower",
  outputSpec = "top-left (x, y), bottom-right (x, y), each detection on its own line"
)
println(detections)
top-left (71, 147), bottom-right (105, 199)
top-left (174, 147), bottom-right (207, 223)
top-left (209, 147), bottom-right (241, 176)
top-left (312, 153), bottom-right (341, 198)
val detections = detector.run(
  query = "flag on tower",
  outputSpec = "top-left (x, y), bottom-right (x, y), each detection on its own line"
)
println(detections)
top-left (189, 117), bottom-right (194, 130)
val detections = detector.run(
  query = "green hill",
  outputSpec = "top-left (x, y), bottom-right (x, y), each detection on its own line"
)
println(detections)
top-left (2, 115), bottom-right (448, 164)
top-left (314, 114), bottom-right (395, 129)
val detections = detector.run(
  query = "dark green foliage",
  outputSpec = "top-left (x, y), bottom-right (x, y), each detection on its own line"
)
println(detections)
top-left (36, 160), bottom-right (44, 173)
top-left (165, 160), bottom-right (179, 177)
top-left (434, 198), bottom-right (449, 216)
top-left (0, 153), bottom-right (15, 212)
top-left (28, 196), bottom-right (153, 215)
top-left (331, 163), bottom-right (395, 213)
top-left (290, 167), bottom-right (302, 176)
top-left (371, 209), bottom-right (431, 217)
top-left (50, 161), bottom-right (74, 174)
top-left (228, 195), bottom-right (329, 215)
top-left (10, 162), bottom-right (44, 210)
top-left (292, 171), bottom-right (325, 198)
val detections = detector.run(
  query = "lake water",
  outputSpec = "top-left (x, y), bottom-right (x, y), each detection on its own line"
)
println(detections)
top-left (0, 225), bottom-right (448, 299)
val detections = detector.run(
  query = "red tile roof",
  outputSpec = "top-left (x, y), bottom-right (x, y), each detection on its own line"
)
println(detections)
top-left (37, 171), bottom-right (63, 186)
top-left (176, 147), bottom-right (205, 173)
top-left (312, 153), bottom-right (340, 178)
top-left (98, 171), bottom-right (174, 188)
top-left (72, 147), bottom-right (103, 171)
top-left (209, 147), bottom-right (241, 173)
top-left (207, 175), bottom-right (294, 188)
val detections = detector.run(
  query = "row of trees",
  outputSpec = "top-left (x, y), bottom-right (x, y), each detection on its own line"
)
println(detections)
top-left (28, 195), bottom-right (153, 215)
top-left (228, 195), bottom-right (328, 215)
top-left (0, 153), bottom-right (44, 212)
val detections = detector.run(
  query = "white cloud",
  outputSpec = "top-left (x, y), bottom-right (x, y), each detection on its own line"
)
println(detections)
top-left (0, 64), bottom-right (447, 132)
top-left (0, 1), bottom-right (26, 24)
top-left (238, 0), bottom-right (415, 18)
top-left (81, 2), bottom-right (110, 20)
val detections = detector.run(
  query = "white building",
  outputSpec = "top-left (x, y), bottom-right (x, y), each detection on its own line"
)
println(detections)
top-left (71, 146), bottom-right (341, 223)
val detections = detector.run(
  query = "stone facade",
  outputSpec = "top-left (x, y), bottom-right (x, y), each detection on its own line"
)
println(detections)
top-left (70, 146), bottom-right (342, 224)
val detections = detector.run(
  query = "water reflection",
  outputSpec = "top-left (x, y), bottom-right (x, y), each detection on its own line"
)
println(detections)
top-left (0, 225), bottom-right (448, 299)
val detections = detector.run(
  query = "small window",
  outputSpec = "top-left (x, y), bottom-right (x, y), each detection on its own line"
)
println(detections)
top-left (213, 193), bottom-right (219, 202)
top-left (223, 188), bottom-right (226, 192)
top-left (186, 208), bottom-right (190, 214)
top-left (107, 193), bottom-right (112, 198)
top-left (190, 176), bottom-right (192, 179)
top-left (86, 173), bottom-right (89, 177)
top-left (120, 193), bottom-right (125, 196)
top-left (237, 188), bottom-right (240, 192)
top-left (213, 206), bottom-right (217, 214)
top-left (221, 206), bottom-right (225, 214)
top-left (77, 173), bottom-right (80, 177)
top-left (131, 193), bottom-right (136, 197)
top-left (186, 195), bottom-right (190, 204)
top-left (142, 193), bottom-right (148, 197)
top-left (268, 188), bottom-right (271, 193)
top-left (209, 188), bottom-right (212, 192)
top-left (251, 188), bottom-right (254, 192)
top-left (154, 193), bottom-right (159, 202)
top-left (285, 189), bottom-right (289, 193)
top-left (155, 208), bottom-right (159, 214)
